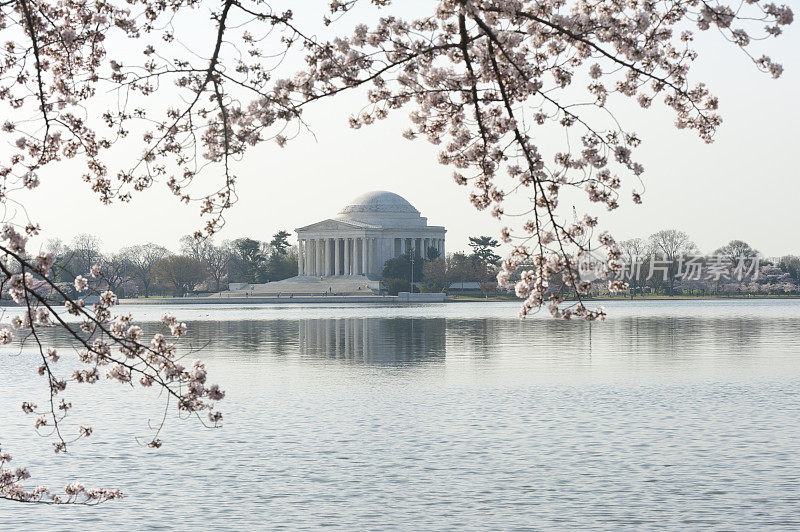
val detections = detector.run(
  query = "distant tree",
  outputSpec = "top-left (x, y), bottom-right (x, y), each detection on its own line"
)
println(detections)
top-left (154, 255), bottom-right (208, 296)
top-left (422, 253), bottom-right (485, 294)
top-left (229, 238), bottom-right (268, 283)
top-left (179, 234), bottom-right (213, 261)
top-left (755, 263), bottom-right (794, 293)
top-left (70, 234), bottom-right (102, 277)
top-left (44, 238), bottom-right (72, 282)
top-left (619, 238), bottom-right (649, 297)
top-left (479, 280), bottom-right (498, 299)
top-left (122, 244), bottom-right (170, 298)
top-left (714, 240), bottom-right (759, 275)
top-left (446, 253), bottom-right (483, 287)
top-left (269, 231), bottom-right (292, 255)
top-left (468, 236), bottom-right (501, 265)
top-left (204, 241), bottom-right (233, 292)
top-left (382, 278), bottom-right (412, 296)
top-left (101, 253), bottom-right (133, 296)
top-left (382, 253), bottom-right (424, 283)
top-left (422, 258), bottom-right (447, 292)
top-left (649, 230), bottom-right (698, 295)
top-left (266, 249), bottom-right (298, 282)
top-left (779, 256), bottom-right (800, 283)
top-left (426, 246), bottom-right (441, 261)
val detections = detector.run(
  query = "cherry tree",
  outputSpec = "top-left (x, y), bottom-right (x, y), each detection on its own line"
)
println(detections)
top-left (0, 0), bottom-right (793, 503)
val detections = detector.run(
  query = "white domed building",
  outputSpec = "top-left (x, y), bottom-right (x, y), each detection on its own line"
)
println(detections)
top-left (295, 191), bottom-right (446, 278)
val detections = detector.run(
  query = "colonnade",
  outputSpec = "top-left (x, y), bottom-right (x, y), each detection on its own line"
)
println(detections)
top-left (297, 235), bottom-right (445, 277)
top-left (397, 237), bottom-right (445, 258)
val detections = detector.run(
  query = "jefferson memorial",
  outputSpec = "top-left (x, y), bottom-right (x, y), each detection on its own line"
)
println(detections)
top-left (217, 191), bottom-right (445, 297)
top-left (295, 191), bottom-right (446, 278)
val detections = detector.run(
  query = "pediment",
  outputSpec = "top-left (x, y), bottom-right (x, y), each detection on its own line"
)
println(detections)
top-left (295, 219), bottom-right (371, 233)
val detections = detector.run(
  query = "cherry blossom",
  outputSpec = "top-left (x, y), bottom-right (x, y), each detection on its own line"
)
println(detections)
top-left (2, 444), bottom-right (122, 504)
top-left (0, 230), bottom-right (224, 503)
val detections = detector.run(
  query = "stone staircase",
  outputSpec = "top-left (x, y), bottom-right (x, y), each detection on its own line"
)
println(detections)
top-left (209, 276), bottom-right (381, 297)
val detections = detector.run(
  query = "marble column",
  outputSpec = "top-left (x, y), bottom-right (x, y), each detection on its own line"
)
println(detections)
top-left (298, 240), bottom-right (304, 276)
top-left (334, 238), bottom-right (341, 276)
top-left (350, 237), bottom-right (358, 275)
top-left (324, 238), bottom-right (331, 276)
top-left (344, 238), bottom-right (351, 276)
top-left (355, 238), bottom-right (360, 275)
top-left (311, 240), bottom-right (316, 275)
top-left (308, 240), bottom-right (314, 275)
top-left (353, 238), bottom-right (359, 275)
top-left (316, 238), bottom-right (323, 276)
top-left (365, 238), bottom-right (371, 274)
top-left (304, 239), bottom-right (310, 275)
top-left (361, 237), bottom-right (368, 276)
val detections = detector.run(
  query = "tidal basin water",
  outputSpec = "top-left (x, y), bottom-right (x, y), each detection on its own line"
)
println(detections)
top-left (1, 300), bottom-right (800, 529)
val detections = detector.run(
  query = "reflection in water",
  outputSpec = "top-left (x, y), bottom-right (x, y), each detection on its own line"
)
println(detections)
top-left (185, 312), bottom-right (794, 373)
top-left (299, 318), bottom-right (446, 364)
top-left (19, 312), bottom-right (792, 370)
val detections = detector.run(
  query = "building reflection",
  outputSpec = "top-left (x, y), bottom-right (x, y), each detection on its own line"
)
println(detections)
top-left (299, 317), bottom-right (447, 364)
top-left (28, 312), bottom-right (782, 369)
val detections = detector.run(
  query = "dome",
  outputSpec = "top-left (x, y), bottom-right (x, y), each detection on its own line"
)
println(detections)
top-left (338, 191), bottom-right (420, 216)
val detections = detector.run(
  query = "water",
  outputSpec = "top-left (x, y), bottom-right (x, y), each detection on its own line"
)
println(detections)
top-left (1, 300), bottom-right (799, 529)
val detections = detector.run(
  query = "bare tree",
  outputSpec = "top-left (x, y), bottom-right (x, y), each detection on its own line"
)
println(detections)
top-left (121, 244), bottom-right (170, 298)
top-left (649, 230), bottom-right (699, 295)
top-left (69, 234), bottom-right (102, 278)
top-left (205, 242), bottom-right (233, 292)
top-left (154, 255), bottom-right (208, 296)
top-left (100, 253), bottom-right (133, 296)
top-left (619, 238), bottom-right (649, 297)
top-left (180, 235), bottom-right (213, 262)
top-left (715, 240), bottom-right (759, 266)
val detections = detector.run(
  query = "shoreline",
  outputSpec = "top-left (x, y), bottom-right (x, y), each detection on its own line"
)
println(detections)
top-left (2, 294), bottom-right (799, 307)
top-left (118, 294), bottom-right (800, 305)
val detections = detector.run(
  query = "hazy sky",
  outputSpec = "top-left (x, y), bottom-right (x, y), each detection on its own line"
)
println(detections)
top-left (15, 3), bottom-right (800, 257)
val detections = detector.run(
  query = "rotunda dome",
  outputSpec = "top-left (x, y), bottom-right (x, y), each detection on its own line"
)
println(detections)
top-left (336, 191), bottom-right (425, 228)
top-left (338, 191), bottom-right (420, 216)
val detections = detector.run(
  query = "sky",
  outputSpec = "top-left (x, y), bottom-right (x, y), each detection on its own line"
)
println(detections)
top-left (13, 2), bottom-right (800, 257)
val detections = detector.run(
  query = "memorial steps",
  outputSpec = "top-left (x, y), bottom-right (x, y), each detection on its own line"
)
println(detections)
top-left (212, 275), bottom-right (381, 297)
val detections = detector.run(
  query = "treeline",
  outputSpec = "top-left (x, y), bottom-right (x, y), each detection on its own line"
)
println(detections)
top-left (611, 231), bottom-right (800, 297)
top-left (540, 230), bottom-right (800, 298)
top-left (6, 231), bottom-right (298, 298)
top-left (7, 229), bottom-right (797, 300)
top-left (380, 232), bottom-right (800, 298)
